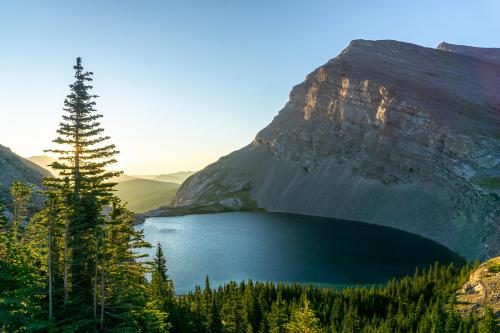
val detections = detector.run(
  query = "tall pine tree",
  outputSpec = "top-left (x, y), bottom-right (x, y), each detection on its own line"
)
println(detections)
top-left (45, 57), bottom-right (120, 325)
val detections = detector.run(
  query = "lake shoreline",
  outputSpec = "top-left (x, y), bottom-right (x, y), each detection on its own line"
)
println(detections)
top-left (134, 212), bottom-right (465, 293)
top-left (134, 204), bottom-right (264, 224)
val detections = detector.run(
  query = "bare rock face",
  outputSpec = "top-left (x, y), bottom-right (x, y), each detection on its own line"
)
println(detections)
top-left (173, 40), bottom-right (500, 259)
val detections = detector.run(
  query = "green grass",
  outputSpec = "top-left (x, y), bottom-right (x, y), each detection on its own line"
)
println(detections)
top-left (115, 178), bottom-right (180, 213)
top-left (488, 264), bottom-right (500, 273)
top-left (476, 176), bottom-right (500, 189)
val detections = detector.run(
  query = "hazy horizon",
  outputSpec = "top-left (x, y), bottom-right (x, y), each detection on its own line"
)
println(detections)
top-left (2, 0), bottom-right (500, 174)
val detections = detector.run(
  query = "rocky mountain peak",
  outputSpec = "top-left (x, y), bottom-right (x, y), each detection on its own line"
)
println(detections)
top-left (437, 41), bottom-right (500, 65)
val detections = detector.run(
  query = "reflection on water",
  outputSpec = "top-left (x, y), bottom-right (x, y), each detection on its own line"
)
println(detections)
top-left (135, 212), bottom-right (463, 294)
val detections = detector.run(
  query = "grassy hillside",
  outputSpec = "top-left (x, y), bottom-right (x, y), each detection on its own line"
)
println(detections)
top-left (115, 178), bottom-right (180, 213)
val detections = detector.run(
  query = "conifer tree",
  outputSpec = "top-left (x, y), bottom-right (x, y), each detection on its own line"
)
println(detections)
top-left (203, 275), bottom-right (214, 332)
top-left (149, 243), bottom-right (176, 319)
top-left (31, 193), bottom-right (60, 322)
top-left (44, 57), bottom-right (120, 323)
top-left (45, 57), bottom-right (120, 196)
top-left (0, 198), bottom-right (8, 257)
top-left (285, 295), bottom-right (323, 333)
top-left (95, 197), bottom-right (151, 330)
top-left (209, 296), bottom-right (223, 333)
top-left (340, 305), bottom-right (360, 333)
top-left (192, 285), bottom-right (206, 332)
top-left (154, 242), bottom-right (169, 280)
top-left (204, 275), bottom-right (212, 305)
top-left (0, 199), bottom-right (7, 231)
top-left (444, 309), bottom-right (459, 333)
top-left (478, 307), bottom-right (497, 333)
top-left (222, 283), bottom-right (248, 333)
top-left (0, 182), bottom-right (47, 332)
top-left (9, 181), bottom-right (32, 241)
top-left (268, 292), bottom-right (288, 333)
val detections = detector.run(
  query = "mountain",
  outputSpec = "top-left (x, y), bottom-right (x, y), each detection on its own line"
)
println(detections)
top-left (27, 155), bottom-right (58, 176)
top-left (115, 178), bottom-right (180, 213)
top-left (130, 171), bottom-right (195, 184)
top-left (0, 145), bottom-right (51, 207)
top-left (172, 40), bottom-right (500, 260)
top-left (437, 42), bottom-right (500, 66)
top-left (153, 171), bottom-right (195, 184)
top-left (115, 174), bottom-right (141, 182)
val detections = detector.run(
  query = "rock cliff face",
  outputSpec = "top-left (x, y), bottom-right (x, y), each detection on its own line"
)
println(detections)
top-left (173, 40), bottom-right (500, 259)
top-left (0, 144), bottom-right (50, 206)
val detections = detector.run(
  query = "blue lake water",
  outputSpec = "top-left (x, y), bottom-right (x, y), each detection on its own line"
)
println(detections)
top-left (135, 212), bottom-right (463, 293)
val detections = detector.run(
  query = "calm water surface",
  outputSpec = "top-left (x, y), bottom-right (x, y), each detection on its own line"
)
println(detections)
top-left (135, 212), bottom-right (463, 293)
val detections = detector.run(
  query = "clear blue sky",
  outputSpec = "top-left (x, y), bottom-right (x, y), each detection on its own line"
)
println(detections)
top-left (1, 0), bottom-right (499, 173)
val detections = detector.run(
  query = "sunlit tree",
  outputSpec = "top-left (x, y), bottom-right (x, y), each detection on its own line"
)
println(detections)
top-left (0, 182), bottom-right (47, 332)
top-left (285, 295), bottom-right (323, 333)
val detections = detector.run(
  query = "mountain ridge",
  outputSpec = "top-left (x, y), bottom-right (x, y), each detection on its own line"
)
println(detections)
top-left (437, 41), bottom-right (500, 66)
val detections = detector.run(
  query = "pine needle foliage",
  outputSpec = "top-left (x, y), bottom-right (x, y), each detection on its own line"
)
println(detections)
top-left (44, 57), bottom-right (120, 197)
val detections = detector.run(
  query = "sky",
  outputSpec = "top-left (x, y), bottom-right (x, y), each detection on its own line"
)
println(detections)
top-left (1, 1), bottom-right (499, 174)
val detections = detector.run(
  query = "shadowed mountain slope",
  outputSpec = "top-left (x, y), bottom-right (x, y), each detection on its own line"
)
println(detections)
top-left (1, 145), bottom-right (51, 208)
top-left (116, 178), bottom-right (180, 213)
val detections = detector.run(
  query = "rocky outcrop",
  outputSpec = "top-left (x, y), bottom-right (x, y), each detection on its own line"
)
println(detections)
top-left (455, 256), bottom-right (500, 317)
top-left (438, 42), bottom-right (500, 66)
top-left (0, 144), bottom-right (51, 207)
top-left (173, 40), bottom-right (500, 259)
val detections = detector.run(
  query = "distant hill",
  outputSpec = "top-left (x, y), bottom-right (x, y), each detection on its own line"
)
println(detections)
top-left (128, 171), bottom-right (194, 184)
top-left (115, 178), bottom-right (180, 213)
top-left (152, 171), bottom-right (194, 184)
top-left (27, 155), bottom-right (57, 176)
top-left (114, 174), bottom-right (140, 182)
top-left (26, 155), bottom-right (187, 212)
top-left (28, 155), bottom-right (141, 183)
top-left (28, 155), bottom-right (194, 185)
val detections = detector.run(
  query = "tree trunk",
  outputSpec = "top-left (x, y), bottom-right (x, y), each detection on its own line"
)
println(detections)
top-left (94, 254), bottom-right (98, 319)
top-left (63, 222), bottom-right (69, 304)
top-left (74, 112), bottom-right (80, 197)
top-left (48, 220), bottom-right (53, 321)
top-left (100, 270), bottom-right (105, 330)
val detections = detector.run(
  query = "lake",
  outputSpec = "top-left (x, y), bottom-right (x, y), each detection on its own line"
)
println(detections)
top-left (135, 212), bottom-right (463, 294)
